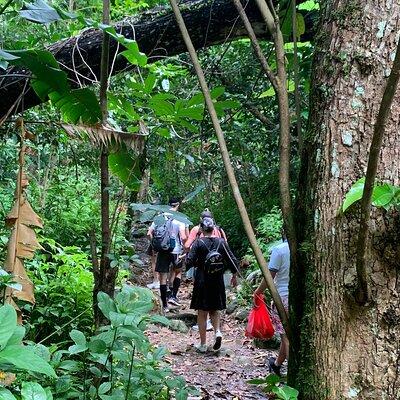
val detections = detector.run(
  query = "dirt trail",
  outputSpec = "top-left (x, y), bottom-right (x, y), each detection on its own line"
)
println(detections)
top-left (129, 237), bottom-right (277, 399)
top-left (145, 281), bottom-right (277, 399)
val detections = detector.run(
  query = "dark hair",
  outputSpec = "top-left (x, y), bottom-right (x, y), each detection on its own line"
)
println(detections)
top-left (168, 197), bottom-right (180, 206)
top-left (200, 217), bottom-right (215, 233)
top-left (200, 209), bottom-right (213, 219)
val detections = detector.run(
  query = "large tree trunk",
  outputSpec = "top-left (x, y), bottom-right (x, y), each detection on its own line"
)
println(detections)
top-left (290, 1), bottom-right (400, 399)
top-left (0, 0), bottom-right (316, 119)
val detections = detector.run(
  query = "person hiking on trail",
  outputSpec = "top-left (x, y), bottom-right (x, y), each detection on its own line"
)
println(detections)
top-left (254, 230), bottom-right (290, 376)
top-left (186, 209), bottom-right (228, 332)
top-left (186, 216), bottom-right (238, 353)
top-left (185, 209), bottom-right (227, 250)
top-left (148, 197), bottom-right (187, 313)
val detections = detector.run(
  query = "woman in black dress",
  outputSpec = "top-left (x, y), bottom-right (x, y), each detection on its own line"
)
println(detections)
top-left (186, 217), bottom-right (238, 353)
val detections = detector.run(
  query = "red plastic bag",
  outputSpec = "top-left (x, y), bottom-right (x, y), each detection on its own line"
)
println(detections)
top-left (245, 294), bottom-right (275, 339)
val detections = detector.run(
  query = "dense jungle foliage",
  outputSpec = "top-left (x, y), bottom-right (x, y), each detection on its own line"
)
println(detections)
top-left (5, 0), bottom-right (399, 398)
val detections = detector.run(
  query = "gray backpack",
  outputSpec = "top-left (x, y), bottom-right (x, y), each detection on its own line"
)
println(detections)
top-left (152, 217), bottom-right (176, 252)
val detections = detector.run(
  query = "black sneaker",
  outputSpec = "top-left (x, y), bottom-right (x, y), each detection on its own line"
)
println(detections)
top-left (268, 357), bottom-right (282, 377)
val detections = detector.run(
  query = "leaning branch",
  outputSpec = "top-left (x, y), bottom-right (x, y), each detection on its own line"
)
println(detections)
top-left (169, 0), bottom-right (290, 337)
top-left (355, 37), bottom-right (400, 305)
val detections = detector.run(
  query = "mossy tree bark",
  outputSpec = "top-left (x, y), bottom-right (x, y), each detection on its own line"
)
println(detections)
top-left (290, 1), bottom-right (400, 398)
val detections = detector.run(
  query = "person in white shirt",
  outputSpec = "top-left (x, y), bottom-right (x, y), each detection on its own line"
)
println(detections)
top-left (254, 230), bottom-right (290, 376)
top-left (147, 198), bottom-right (187, 313)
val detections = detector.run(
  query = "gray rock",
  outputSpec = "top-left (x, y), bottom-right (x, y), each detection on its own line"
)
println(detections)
top-left (226, 300), bottom-right (239, 314)
top-left (169, 319), bottom-right (189, 333)
top-left (235, 307), bottom-right (251, 321)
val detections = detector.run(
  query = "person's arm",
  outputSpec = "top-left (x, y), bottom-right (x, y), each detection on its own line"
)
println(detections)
top-left (179, 223), bottom-right (187, 244)
top-left (184, 226), bottom-right (199, 249)
top-left (254, 247), bottom-right (280, 295)
top-left (147, 222), bottom-right (155, 239)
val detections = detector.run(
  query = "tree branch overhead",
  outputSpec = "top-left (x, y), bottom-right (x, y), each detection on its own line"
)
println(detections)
top-left (0, 0), bottom-right (316, 118)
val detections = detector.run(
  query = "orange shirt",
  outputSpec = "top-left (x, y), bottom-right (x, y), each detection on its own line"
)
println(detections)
top-left (185, 225), bottom-right (226, 249)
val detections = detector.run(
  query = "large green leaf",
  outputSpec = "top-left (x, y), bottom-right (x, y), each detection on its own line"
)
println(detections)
top-left (342, 178), bottom-right (365, 212)
top-left (19, 0), bottom-right (61, 24)
top-left (0, 304), bottom-right (17, 350)
top-left (21, 382), bottom-right (48, 400)
top-left (108, 150), bottom-right (142, 191)
top-left (343, 178), bottom-right (400, 212)
top-left (49, 88), bottom-right (102, 124)
top-left (0, 49), bottom-right (19, 70)
top-left (0, 387), bottom-right (17, 400)
top-left (10, 50), bottom-right (69, 98)
top-left (0, 345), bottom-right (57, 378)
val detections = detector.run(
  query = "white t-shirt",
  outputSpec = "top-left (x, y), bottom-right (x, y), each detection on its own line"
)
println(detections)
top-left (151, 212), bottom-right (186, 254)
top-left (268, 241), bottom-right (290, 297)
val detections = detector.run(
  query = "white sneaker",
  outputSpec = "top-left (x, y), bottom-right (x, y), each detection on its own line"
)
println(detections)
top-left (147, 281), bottom-right (160, 289)
top-left (192, 319), bottom-right (213, 331)
top-left (194, 343), bottom-right (207, 353)
top-left (213, 330), bottom-right (222, 351)
top-left (163, 307), bottom-right (170, 314)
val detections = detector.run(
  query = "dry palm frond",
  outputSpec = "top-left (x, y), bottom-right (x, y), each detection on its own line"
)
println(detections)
top-left (62, 121), bottom-right (147, 154)
top-left (3, 119), bottom-right (42, 317)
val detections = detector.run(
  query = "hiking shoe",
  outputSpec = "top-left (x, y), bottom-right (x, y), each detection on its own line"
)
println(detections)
top-left (168, 296), bottom-right (181, 306)
top-left (146, 281), bottom-right (160, 289)
top-left (194, 343), bottom-right (208, 353)
top-left (268, 357), bottom-right (282, 377)
top-left (213, 330), bottom-right (222, 351)
top-left (192, 319), bottom-right (213, 331)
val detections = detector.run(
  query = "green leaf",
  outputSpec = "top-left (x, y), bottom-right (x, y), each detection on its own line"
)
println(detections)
top-left (49, 88), bottom-right (102, 124)
top-left (298, 0), bottom-right (320, 11)
top-left (21, 382), bottom-right (48, 400)
top-left (70, 329), bottom-right (86, 346)
top-left (210, 86), bottom-right (225, 99)
top-left (108, 149), bottom-right (141, 191)
top-left (98, 382), bottom-right (111, 395)
top-left (144, 74), bottom-right (157, 93)
top-left (0, 387), bottom-right (17, 400)
top-left (295, 13), bottom-right (306, 38)
top-left (0, 345), bottom-right (57, 378)
top-left (9, 50), bottom-right (69, 98)
top-left (97, 292), bottom-right (117, 319)
top-left (259, 87), bottom-right (276, 98)
top-left (372, 184), bottom-right (396, 207)
top-left (0, 304), bottom-right (17, 350)
top-left (342, 178), bottom-right (365, 212)
top-left (19, 0), bottom-right (61, 24)
top-left (0, 50), bottom-right (19, 70)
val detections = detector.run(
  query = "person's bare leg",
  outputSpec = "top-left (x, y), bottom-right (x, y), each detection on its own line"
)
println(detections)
top-left (276, 335), bottom-right (289, 366)
top-left (209, 310), bottom-right (221, 332)
top-left (151, 253), bottom-right (158, 283)
top-left (209, 310), bottom-right (222, 350)
top-left (197, 310), bottom-right (208, 345)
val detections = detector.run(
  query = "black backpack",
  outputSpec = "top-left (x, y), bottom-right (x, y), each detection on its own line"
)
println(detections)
top-left (200, 238), bottom-right (225, 274)
top-left (151, 217), bottom-right (176, 252)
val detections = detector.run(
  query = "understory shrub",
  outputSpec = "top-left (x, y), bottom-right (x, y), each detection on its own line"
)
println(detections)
top-left (24, 238), bottom-right (94, 344)
top-left (0, 285), bottom-right (194, 399)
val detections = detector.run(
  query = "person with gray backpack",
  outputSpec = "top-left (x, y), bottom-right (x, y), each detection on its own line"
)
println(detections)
top-left (148, 198), bottom-right (187, 313)
top-left (186, 217), bottom-right (238, 353)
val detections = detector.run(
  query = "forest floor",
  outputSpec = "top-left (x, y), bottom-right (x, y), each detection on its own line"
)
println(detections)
top-left (130, 254), bottom-right (279, 400)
